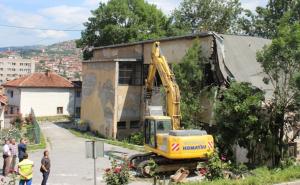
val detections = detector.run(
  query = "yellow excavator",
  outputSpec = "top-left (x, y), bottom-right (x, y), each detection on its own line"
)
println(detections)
top-left (129, 42), bottom-right (214, 176)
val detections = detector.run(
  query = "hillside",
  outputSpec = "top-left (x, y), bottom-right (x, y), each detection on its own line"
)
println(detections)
top-left (0, 40), bottom-right (82, 80)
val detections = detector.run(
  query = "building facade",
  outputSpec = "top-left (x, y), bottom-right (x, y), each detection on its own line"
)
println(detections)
top-left (0, 57), bottom-right (35, 84)
top-left (3, 72), bottom-right (77, 117)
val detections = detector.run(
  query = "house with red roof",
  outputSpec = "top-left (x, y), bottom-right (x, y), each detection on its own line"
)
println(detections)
top-left (2, 71), bottom-right (81, 117)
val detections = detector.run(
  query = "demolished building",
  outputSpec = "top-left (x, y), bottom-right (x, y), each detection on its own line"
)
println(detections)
top-left (80, 32), bottom-right (273, 140)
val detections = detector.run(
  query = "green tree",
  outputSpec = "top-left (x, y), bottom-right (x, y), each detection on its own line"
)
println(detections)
top-left (215, 82), bottom-right (265, 163)
top-left (256, 19), bottom-right (300, 165)
top-left (76, 0), bottom-right (169, 59)
top-left (241, 0), bottom-right (300, 38)
top-left (173, 40), bottom-right (208, 128)
top-left (171, 0), bottom-right (243, 34)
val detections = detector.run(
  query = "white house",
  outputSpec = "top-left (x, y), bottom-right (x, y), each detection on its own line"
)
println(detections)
top-left (2, 71), bottom-right (79, 117)
top-left (0, 94), bottom-right (7, 129)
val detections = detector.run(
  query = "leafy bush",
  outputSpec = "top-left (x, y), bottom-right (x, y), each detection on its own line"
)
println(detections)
top-left (198, 152), bottom-right (229, 180)
top-left (10, 114), bottom-right (24, 129)
top-left (25, 114), bottom-right (33, 124)
top-left (104, 160), bottom-right (130, 185)
top-left (128, 132), bottom-right (144, 146)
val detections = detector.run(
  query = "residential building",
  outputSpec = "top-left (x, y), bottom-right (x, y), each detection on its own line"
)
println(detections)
top-left (2, 71), bottom-right (76, 117)
top-left (80, 32), bottom-right (272, 139)
top-left (0, 57), bottom-right (35, 84)
top-left (0, 94), bottom-right (7, 129)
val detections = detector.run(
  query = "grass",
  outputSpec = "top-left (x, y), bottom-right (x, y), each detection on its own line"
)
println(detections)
top-left (68, 128), bottom-right (144, 152)
top-left (27, 132), bottom-right (46, 151)
top-left (36, 115), bottom-right (71, 122)
top-left (185, 166), bottom-right (300, 185)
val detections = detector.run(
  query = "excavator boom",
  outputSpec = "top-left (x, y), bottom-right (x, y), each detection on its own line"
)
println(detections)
top-left (146, 42), bottom-right (181, 130)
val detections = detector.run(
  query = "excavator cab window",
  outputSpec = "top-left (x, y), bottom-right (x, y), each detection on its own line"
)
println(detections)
top-left (145, 119), bottom-right (156, 148)
top-left (156, 120), bottom-right (172, 134)
top-left (145, 118), bottom-right (172, 148)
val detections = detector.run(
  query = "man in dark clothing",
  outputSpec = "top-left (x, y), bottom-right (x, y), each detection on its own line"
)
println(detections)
top-left (18, 138), bottom-right (27, 162)
top-left (40, 150), bottom-right (50, 185)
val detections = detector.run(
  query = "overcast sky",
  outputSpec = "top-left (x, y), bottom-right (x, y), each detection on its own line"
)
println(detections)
top-left (0, 0), bottom-right (268, 47)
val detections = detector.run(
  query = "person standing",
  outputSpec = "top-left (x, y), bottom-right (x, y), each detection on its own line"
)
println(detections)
top-left (40, 150), bottom-right (50, 185)
top-left (18, 138), bottom-right (27, 162)
top-left (9, 138), bottom-right (18, 172)
top-left (2, 139), bottom-right (11, 176)
top-left (18, 153), bottom-right (34, 185)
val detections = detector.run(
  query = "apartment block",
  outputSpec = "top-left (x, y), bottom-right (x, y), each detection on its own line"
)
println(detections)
top-left (0, 57), bottom-right (35, 84)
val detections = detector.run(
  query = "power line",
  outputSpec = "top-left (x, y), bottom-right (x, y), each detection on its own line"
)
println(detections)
top-left (0, 24), bottom-right (83, 32)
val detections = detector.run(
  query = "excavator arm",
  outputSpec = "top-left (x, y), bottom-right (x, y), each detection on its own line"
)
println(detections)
top-left (145, 42), bottom-right (181, 130)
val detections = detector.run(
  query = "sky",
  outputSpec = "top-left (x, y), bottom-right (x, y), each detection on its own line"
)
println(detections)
top-left (0, 0), bottom-right (268, 47)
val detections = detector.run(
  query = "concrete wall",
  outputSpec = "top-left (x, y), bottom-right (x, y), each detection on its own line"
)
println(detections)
top-left (92, 36), bottom-right (213, 64)
top-left (20, 88), bottom-right (74, 117)
top-left (116, 85), bottom-right (143, 139)
top-left (81, 61), bottom-right (117, 138)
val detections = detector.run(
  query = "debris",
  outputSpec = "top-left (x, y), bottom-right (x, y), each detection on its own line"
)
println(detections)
top-left (170, 168), bottom-right (189, 183)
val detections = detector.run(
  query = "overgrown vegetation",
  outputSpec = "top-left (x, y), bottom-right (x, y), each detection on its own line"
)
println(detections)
top-left (186, 166), bottom-right (300, 185)
top-left (215, 82), bottom-right (266, 164)
top-left (173, 40), bottom-right (209, 129)
top-left (27, 132), bottom-right (46, 151)
top-left (36, 115), bottom-right (71, 122)
top-left (65, 125), bottom-right (144, 152)
top-left (256, 16), bottom-right (300, 166)
top-left (127, 132), bottom-right (144, 146)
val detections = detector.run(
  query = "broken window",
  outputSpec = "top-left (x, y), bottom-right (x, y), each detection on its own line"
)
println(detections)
top-left (119, 62), bottom-right (142, 85)
top-left (130, 120), bottom-right (140, 129)
top-left (117, 121), bottom-right (127, 129)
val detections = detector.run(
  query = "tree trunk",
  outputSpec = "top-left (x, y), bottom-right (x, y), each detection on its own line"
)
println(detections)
top-left (274, 109), bottom-right (285, 166)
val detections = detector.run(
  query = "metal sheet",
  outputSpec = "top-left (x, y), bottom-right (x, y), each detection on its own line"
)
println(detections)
top-left (85, 140), bottom-right (104, 158)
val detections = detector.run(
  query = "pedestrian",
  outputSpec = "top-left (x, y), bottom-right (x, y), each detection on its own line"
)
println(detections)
top-left (9, 138), bottom-right (18, 172)
top-left (2, 139), bottom-right (11, 176)
top-left (18, 138), bottom-right (27, 162)
top-left (17, 153), bottom-right (34, 185)
top-left (40, 150), bottom-right (50, 185)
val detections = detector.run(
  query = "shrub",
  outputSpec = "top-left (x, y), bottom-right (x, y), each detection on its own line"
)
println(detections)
top-left (198, 151), bottom-right (229, 181)
top-left (128, 132), bottom-right (144, 146)
top-left (104, 160), bottom-right (130, 185)
top-left (25, 114), bottom-right (33, 124)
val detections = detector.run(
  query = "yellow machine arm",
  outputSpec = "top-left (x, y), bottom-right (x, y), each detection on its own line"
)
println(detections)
top-left (146, 42), bottom-right (181, 130)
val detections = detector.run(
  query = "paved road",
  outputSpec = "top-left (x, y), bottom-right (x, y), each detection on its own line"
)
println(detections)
top-left (1, 122), bottom-right (152, 185)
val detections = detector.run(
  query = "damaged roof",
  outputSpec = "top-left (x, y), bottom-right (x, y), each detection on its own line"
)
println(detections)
top-left (221, 34), bottom-right (273, 98)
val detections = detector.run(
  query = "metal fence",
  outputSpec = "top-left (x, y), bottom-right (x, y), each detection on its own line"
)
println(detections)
top-left (0, 109), bottom-right (41, 147)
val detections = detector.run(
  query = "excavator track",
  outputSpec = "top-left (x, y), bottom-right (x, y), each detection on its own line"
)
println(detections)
top-left (129, 152), bottom-right (206, 177)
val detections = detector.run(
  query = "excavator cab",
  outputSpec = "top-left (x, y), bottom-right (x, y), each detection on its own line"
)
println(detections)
top-left (144, 116), bottom-right (172, 148)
